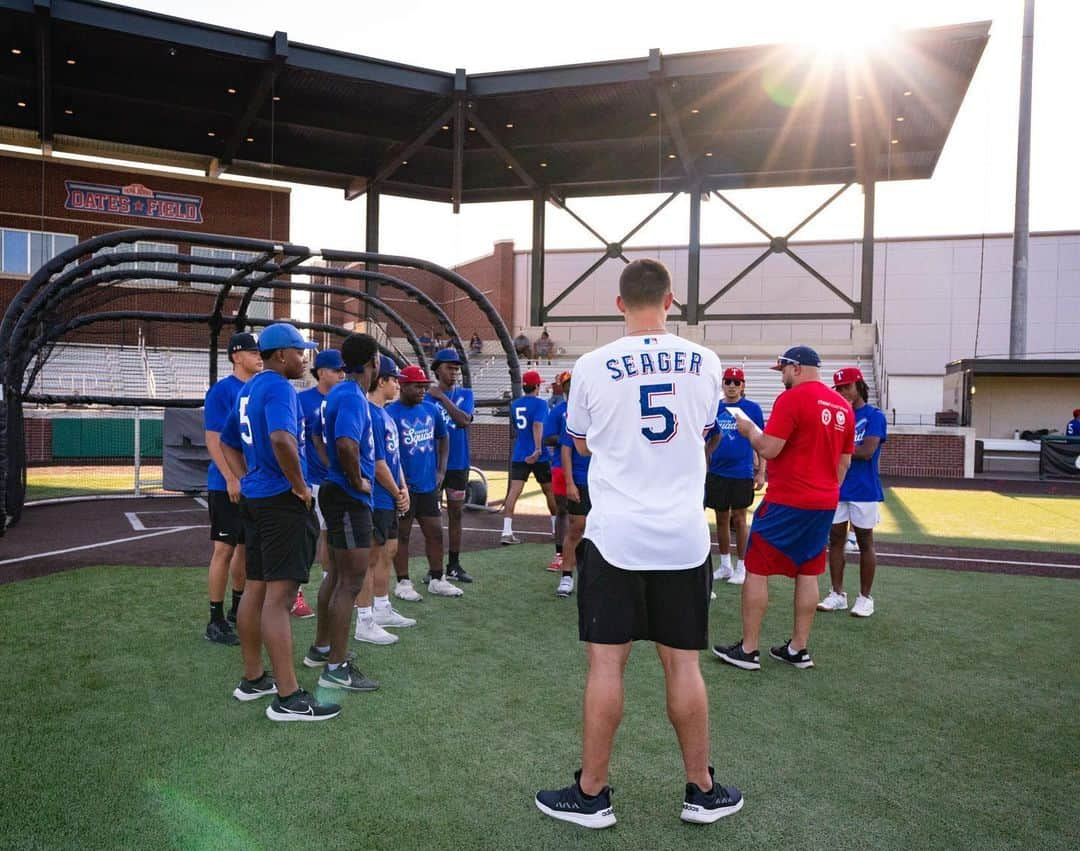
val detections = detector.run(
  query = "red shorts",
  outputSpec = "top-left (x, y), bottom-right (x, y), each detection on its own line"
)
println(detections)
top-left (551, 466), bottom-right (567, 498)
top-left (744, 501), bottom-right (833, 578)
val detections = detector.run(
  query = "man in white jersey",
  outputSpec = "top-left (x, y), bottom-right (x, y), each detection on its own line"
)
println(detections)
top-left (535, 258), bottom-right (744, 829)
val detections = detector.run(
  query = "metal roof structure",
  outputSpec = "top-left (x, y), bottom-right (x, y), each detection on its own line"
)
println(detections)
top-left (1, 0), bottom-right (989, 206)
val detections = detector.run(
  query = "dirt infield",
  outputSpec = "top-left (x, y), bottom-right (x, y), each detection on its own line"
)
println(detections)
top-left (2, 494), bottom-right (1077, 584)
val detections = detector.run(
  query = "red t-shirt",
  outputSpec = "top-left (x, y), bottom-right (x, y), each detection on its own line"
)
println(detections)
top-left (763, 381), bottom-right (855, 510)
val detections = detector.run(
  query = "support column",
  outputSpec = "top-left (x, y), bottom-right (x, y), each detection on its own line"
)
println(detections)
top-left (860, 180), bottom-right (875, 324)
top-left (530, 190), bottom-right (546, 327)
top-left (1011, 0), bottom-right (1034, 358)
top-left (687, 184), bottom-right (702, 325)
top-left (365, 188), bottom-right (379, 325)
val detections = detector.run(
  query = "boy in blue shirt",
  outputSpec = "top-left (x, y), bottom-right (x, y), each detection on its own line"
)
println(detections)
top-left (307, 333), bottom-right (381, 691)
top-left (426, 348), bottom-right (475, 583)
top-left (294, 348), bottom-right (345, 620)
top-left (502, 370), bottom-right (557, 545)
top-left (202, 331), bottom-right (261, 645)
top-left (557, 374), bottom-right (591, 599)
top-left (1067, 409), bottom-right (1080, 438)
top-left (542, 374), bottom-right (572, 572)
top-left (218, 323), bottom-right (340, 722)
top-left (386, 366), bottom-right (459, 597)
top-left (821, 367), bottom-right (888, 619)
top-left (703, 367), bottom-right (765, 586)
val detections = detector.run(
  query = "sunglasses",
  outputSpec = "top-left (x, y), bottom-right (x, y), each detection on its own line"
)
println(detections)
top-left (775, 356), bottom-right (799, 367)
top-left (723, 378), bottom-right (743, 386)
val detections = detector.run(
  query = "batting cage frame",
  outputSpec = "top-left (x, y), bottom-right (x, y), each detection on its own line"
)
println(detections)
top-left (0, 227), bottom-right (522, 533)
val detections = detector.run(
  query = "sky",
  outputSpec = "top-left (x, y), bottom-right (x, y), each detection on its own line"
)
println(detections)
top-left (21, 0), bottom-right (1080, 264)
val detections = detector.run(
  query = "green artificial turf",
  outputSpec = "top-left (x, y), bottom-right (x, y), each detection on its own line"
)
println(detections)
top-left (1, 548), bottom-right (1077, 850)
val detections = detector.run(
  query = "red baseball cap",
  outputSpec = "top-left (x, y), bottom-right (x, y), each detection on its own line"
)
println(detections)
top-left (398, 365), bottom-right (430, 384)
top-left (1074, 408), bottom-right (1080, 418)
top-left (522, 370), bottom-right (543, 386)
top-left (724, 367), bottom-right (745, 381)
top-left (833, 366), bottom-right (864, 388)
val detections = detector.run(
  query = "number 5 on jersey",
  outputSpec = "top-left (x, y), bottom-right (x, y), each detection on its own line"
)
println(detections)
top-left (639, 383), bottom-right (678, 443)
top-left (239, 397), bottom-right (254, 445)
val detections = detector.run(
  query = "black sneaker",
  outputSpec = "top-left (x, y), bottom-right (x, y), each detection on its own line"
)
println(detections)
top-left (226, 609), bottom-right (238, 626)
top-left (317, 660), bottom-right (379, 692)
top-left (232, 671), bottom-right (277, 702)
top-left (769, 640), bottom-right (814, 669)
top-left (712, 640), bottom-right (760, 671)
top-left (302, 646), bottom-right (357, 668)
top-left (446, 564), bottom-right (473, 583)
top-left (205, 620), bottom-right (239, 646)
top-left (265, 689), bottom-right (341, 722)
top-left (681, 766), bottom-right (745, 823)
top-left (535, 770), bottom-right (616, 829)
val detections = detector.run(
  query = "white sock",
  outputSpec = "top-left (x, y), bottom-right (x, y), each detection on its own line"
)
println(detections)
top-left (503, 517), bottom-right (513, 534)
top-left (787, 643), bottom-right (802, 656)
top-left (357, 606), bottom-right (372, 619)
top-left (720, 554), bottom-right (732, 569)
top-left (374, 595), bottom-right (390, 609)
top-left (736, 559), bottom-right (746, 572)
top-left (551, 516), bottom-right (557, 533)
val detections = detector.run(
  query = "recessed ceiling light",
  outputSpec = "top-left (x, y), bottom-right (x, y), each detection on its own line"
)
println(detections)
top-left (849, 142), bottom-right (857, 147)
top-left (66, 58), bottom-right (76, 65)
top-left (272, 95), bottom-right (281, 102)
top-left (505, 122), bottom-right (514, 128)
top-left (16, 100), bottom-right (27, 108)
top-left (11, 48), bottom-right (22, 55)
top-left (442, 125), bottom-right (450, 130)
top-left (401, 160), bottom-right (408, 165)
top-left (891, 139), bottom-right (899, 144)
top-left (245, 136), bottom-right (254, 142)
top-left (649, 112), bottom-right (658, 118)
top-left (667, 153), bottom-right (676, 159)
top-left (690, 108), bottom-right (700, 114)
top-left (855, 94), bottom-right (864, 101)
top-left (468, 126), bottom-right (476, 132)
top-left (507, 164), bottom-right (513, 170)
top-left (207, 131), bottom-right (216, 137)
top-left (227, 87), bottom-right (237, 94)
top-left (540, 161), bottom-right (548, 168)
top-left (64, 108), bottom-right (74, 115)
top-left (903, 90), bottom-right (912, 96)
top-left (896, 116), bottom-right (904, 122)
top-left (705, 151), bottom-right (713, 157)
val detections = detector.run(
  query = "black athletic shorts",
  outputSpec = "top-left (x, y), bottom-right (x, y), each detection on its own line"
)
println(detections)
top-left (576, 539), bottom-right (712, 651)
top-left (318, 481), bottom-right (373, 550)
top-left (704, 474), bottom-right (755, 512)
top-left (241, 491), bottom-right (317, 583)
top-left (208, 489), bottom-right (244, 546)
top-left (568, 483), bottom-right (591, 516)
top-left (372, 508), bottom-right (399, 546)
top-left (402, 489), bottom-right (441, 520)
top-left (510, 460), bottom-right (552, 484)
top-left (442, 468), bottom-right (469, 496)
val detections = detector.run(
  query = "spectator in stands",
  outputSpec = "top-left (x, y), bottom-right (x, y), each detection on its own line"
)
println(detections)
top-left (1067, 408), bottom-right (1080, 438)
top-left (534, 330), bottom-right (555, 364)
top-left (548, 374), bottom-right (566, 410)
top-left (469, 332), bottom-right (484, 358)
top-left (514, 332), bottom-right (533, 364)
top-left (419, 332), bottom-right (435, 360)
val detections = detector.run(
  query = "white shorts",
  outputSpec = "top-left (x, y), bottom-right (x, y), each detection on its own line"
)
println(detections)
top-left (833, 501), bottom-right (881, 530)
top-left (311, 483), bottom-right (327, 531)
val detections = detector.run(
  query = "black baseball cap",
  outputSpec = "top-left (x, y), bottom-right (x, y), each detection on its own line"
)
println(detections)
top-left (228, 331), bottom-right (259, 354)
top-left (771, 345), bottom-right (821, 370)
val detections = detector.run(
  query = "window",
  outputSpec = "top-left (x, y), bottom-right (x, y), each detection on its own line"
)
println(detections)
top-left (93, 240), bottom-right (178, 288)
top-left (191, 246), bottom-right (273, 319)
top-left (0, 228), bottom-right (78, 276)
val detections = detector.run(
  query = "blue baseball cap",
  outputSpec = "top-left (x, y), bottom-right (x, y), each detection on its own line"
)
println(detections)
top-left (378, 355), bottom-right (402, 378)
top-left (258, 323), bottom-right (318, 352)
top-left (432, 348), bottom-right (462, 366)
top-left (771, 345), bottom-right (821, 370)
top-left (313, 349), bottom-right (345, 371)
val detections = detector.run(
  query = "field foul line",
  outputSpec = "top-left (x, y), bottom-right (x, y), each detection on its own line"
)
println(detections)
top-left (875, 550), bottom-right (1079, 570)
top-left (0, 526), bottom-right (206, 566)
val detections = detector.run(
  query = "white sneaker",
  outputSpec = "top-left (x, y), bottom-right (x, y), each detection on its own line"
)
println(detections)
top-left (845, 532), bottom-right (858, 554)
top-left (817, 590), bottom-right (848, 611)
top-left (713, 563), bottom-right (733, 581)
top-left (354, 617), bottom-right (399, 645)
top-left (429, 577), bottom-right (464, 597)
top-left (728, 564), bottom-right (746, 585)
top-left (394, 578), bottom-right (423, 602)
top-left (374, 605), bottom-right (416, 628)
top-left (555, 575), bottom-right (574, 598)
top-left (500, 532), bottom-right (521, 545)
top-left (710, 590), bottom-right (717, 601)
top-left (850, 595), bottom-right (874, 617)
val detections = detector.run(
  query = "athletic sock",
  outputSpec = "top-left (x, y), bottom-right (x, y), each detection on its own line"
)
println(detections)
top-left (357, 606), bottom-right (372, 619)
top-left (555, 543), bottom-right (563, 554)
top-left (736, 559), bottom-right (746, 572)
top-left (374, 595), bottom-right (390, 609)
top-left (430, 570), bottom-right (444, 580)
top-left (561, 570), bottom-right (572, 577)
top-left (209, 601), bottom-right (225, 623)
top-left (502, 517), bottom-right (513, 534)
top-left (277, 690), bottom-right (298, 703)
top-left (328, 661), bottom-right (345, 671)
top-left (448, 551), bottom-right (460, 567)
top-left (550, 516), bottom-right (557, 533)
top-left (315, 644), bottom-right (330, 654)
top-left (787, 644), bottom-right (802, 656)
top-left (230, 590), bottom-right (243, 614)
top-left (719, 554), bottom-right (732, 570)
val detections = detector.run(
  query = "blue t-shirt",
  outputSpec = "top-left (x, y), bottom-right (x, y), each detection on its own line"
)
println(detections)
top-left (1066, 418), bottom-right (1080, 438)
top-left (426, 387), bottom-right (474, 472)
top-left (839, 403), bottom-right (888, 503)
top-left (706, 398), bottom-right (765, 480)
top-left (222, 371), bottom-right (306, 499)
top-left (203, 374), bottom-right (245, 492)
top-left (323, 381), bottom-right (375, 506)
top-left (559, 429), bottom-right (591, 486)
top-left (385, 399), bottom-right (448, 493)
top-left (298, 386), bottom-right (328, 487)
top-left (510, 395), bottom-right (549, 462)
top-left (370, 405), bottom-right (402, 511)
top-left (543, 401), bottom-right (567, 468)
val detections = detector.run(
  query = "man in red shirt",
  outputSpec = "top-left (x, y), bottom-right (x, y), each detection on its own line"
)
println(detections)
top-left (713, 346), bottom-right (853, 671)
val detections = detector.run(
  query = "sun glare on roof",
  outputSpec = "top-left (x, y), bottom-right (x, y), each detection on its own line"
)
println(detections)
top-left (801, 16), bottom-right (895, 61)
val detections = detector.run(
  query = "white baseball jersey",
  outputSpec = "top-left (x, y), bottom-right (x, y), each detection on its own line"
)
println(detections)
top-left (566, 332), bottom-right (723, 571)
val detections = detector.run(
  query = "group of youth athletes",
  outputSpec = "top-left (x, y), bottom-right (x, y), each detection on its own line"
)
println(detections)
top-left (201, 326), bottom-right (476, 721)
top-left (196, 256), bottom-right (890, 828)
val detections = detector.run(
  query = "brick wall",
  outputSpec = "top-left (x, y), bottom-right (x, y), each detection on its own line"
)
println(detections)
top-left (879, 433), bottom-right (966, 478)
top-left (468, 421), bottom-right (514, 465)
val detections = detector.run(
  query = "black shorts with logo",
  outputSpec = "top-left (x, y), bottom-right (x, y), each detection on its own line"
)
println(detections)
top-left (208, 489), bottom-right (244, 546)
top-left (318, 481), bottom-right (373, 550)
top-left (576, 539), bottom-right (712, 651)
top-left (372, 508), bottom-right (399, 546)
top-left (510, 461), bottom-right (552, 484)
top-left (704, 474), bottom-right (755, 512)
top-left (403, 489), bottom-right (441, 520)
top-left (241, 491), bottom-right (317, 583)
top-left (442, 469), bottom-right (469, 495)
top-left (568, 483), bottom-right (591, 516)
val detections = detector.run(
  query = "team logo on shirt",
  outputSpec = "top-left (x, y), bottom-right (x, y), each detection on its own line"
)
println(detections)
top-left (821, 409), bottom-right (833, 426)
top-left (855, 417), bottom-right (867, 444)
top-left (837, 410), bottom-right (847, 427)
top-left (400, 417), bottom-right (435, 452)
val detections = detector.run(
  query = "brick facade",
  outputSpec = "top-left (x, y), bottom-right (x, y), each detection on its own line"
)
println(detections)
top-left (879, 433), bottom-right (966, 478)
top-left (468, 421), bottom-right (514, 465)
